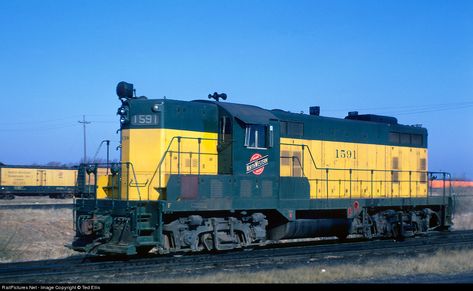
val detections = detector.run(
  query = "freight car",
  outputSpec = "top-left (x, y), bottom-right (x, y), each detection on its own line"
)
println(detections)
top-left (0, 165), bottom-right (77, 199)
top-left (0, 164), bottom-right (110, 199)
top-left (69, 82), bottom-right (454, 256)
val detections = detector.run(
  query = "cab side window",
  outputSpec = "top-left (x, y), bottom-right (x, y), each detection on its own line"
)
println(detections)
top-left (244, 124), bottom-right (267, 149)
top-left (220, 116), bottom-right (232, 141)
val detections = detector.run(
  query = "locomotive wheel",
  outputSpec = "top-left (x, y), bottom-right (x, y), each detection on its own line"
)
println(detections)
top-left (201, 233), bottom-right (214, 251)
top-left (391, 223), bottom-right (404, 241)
top-left (363, 223), bottom-right (376, 240)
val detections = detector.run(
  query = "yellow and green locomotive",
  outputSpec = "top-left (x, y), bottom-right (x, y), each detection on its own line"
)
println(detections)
top-left (69, 82), bottom-right (454, 255)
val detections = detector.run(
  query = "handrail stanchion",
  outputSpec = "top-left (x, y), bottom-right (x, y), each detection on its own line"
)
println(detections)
top-left (325, 169), bottom-right (329, 200)
top-left (349, 169), bottom-right (352, 200)
top-left (94, 164), bottom-right (98, 209)
top-left (339, 179), bottom-right (342, 198)
top-left (443, 172), bottom-right (446, 204)
top-left (398, 171), bottom-right (401, 198)
top-left (177, 137), bottom-right (181, 175)
top-left (427, 172), bottom-right (431, 205)
top-left (409, 171), bottom-right (412, 200)
top-left (84, 171), bottom-right (90, 208)
top-left (189, 152), bottom-right (192, 174)
top-left (371, 170), bottom-right (374, 199)
top-left (126, 163), bottom-right (130, 207)
top-left (301, 145), bottom-right (305, 173)
top-left (198, 138), bottom-right (201, 176)
top-left (429, 172), bottom-right (433, 197)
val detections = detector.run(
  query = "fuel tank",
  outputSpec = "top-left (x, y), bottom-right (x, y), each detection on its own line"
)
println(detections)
top-left (269, 218), bottom-right (351, 240)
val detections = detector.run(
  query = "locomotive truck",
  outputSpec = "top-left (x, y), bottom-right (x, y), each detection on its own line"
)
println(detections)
top-left (69, 82), bottom-right (454, 255)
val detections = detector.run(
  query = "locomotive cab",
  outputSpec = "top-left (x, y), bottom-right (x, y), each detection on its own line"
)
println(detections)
top-left (213, 101), bottom-right (280, 179)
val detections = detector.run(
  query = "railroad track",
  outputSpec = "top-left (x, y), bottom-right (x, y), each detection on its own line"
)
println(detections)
top-left (2, 230), bottom-right (473, 283)
top-left (0, 203), bottom-right (73, 210)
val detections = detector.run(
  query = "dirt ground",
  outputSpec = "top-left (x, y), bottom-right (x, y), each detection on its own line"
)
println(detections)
top-left (0, 208), bottom-right (77, 263)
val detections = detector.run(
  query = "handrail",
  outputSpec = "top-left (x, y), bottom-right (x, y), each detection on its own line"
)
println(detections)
top-left (127, 162), bottom-right (143, 201)
top-left (79, 162), bottom-right (143, 202)
top-left (146, 136), bottom-right (219, 199)
top-left (280, 142), bottom-right (452, 199)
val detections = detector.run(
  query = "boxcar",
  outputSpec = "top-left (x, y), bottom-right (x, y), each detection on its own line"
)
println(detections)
top-left (0, 165), bottom-right (77, 199)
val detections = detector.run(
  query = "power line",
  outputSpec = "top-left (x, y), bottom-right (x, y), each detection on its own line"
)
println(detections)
top-left (0, 116), bottom-right (81, 125)
top-left (380, 103), bottom-right (473, 116)
top-left (0, 119), bottom-right (115, 131)
top-left (0, 124), bottom-right (79, 132)
top-left (323, 101), bottom-right (473, 113)
top-left (319, 101), bottom-right (473, 118)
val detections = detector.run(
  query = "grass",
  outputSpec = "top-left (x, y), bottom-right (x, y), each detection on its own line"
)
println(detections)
top-left (131, 248), bottom-right (473, 283)
top-left (0, 208), bottom-right (77, 263)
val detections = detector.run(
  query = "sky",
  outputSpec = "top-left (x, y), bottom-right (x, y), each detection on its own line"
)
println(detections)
top-left (0, 0), bottom-right (472, 178)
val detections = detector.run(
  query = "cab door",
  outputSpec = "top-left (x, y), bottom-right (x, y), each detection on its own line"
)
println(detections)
top-left (218, 114), bottom-right (233, 174)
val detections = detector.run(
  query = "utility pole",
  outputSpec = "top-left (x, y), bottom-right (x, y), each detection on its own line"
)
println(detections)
top-left (105, 140), bottom-right (110, 165)
top-left (78, 115), bottom-right (91, 163)
top-left (105, 140), bottom-right (110, 174)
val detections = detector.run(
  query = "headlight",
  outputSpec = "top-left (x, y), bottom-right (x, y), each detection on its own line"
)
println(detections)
top-left (120, 116), bottom-right (129, 124)
top-left (152, 104), bottom-right (162, 112)
top-left (117, 106), bottom-right (128, 115)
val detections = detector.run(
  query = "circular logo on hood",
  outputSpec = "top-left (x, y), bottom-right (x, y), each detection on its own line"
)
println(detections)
top-left (246, 153), bottom-right (269, 175)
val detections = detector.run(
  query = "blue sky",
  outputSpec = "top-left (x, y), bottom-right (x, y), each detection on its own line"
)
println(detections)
top-left (0, 0), bottom-right (472, 178)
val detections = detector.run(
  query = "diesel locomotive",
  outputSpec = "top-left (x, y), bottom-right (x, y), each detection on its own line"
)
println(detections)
top-left (68, 81), bottom-right (454, 255)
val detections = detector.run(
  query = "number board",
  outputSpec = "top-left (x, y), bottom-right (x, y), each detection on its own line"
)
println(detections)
top-left (130, 114), bottom-right (161, 126)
